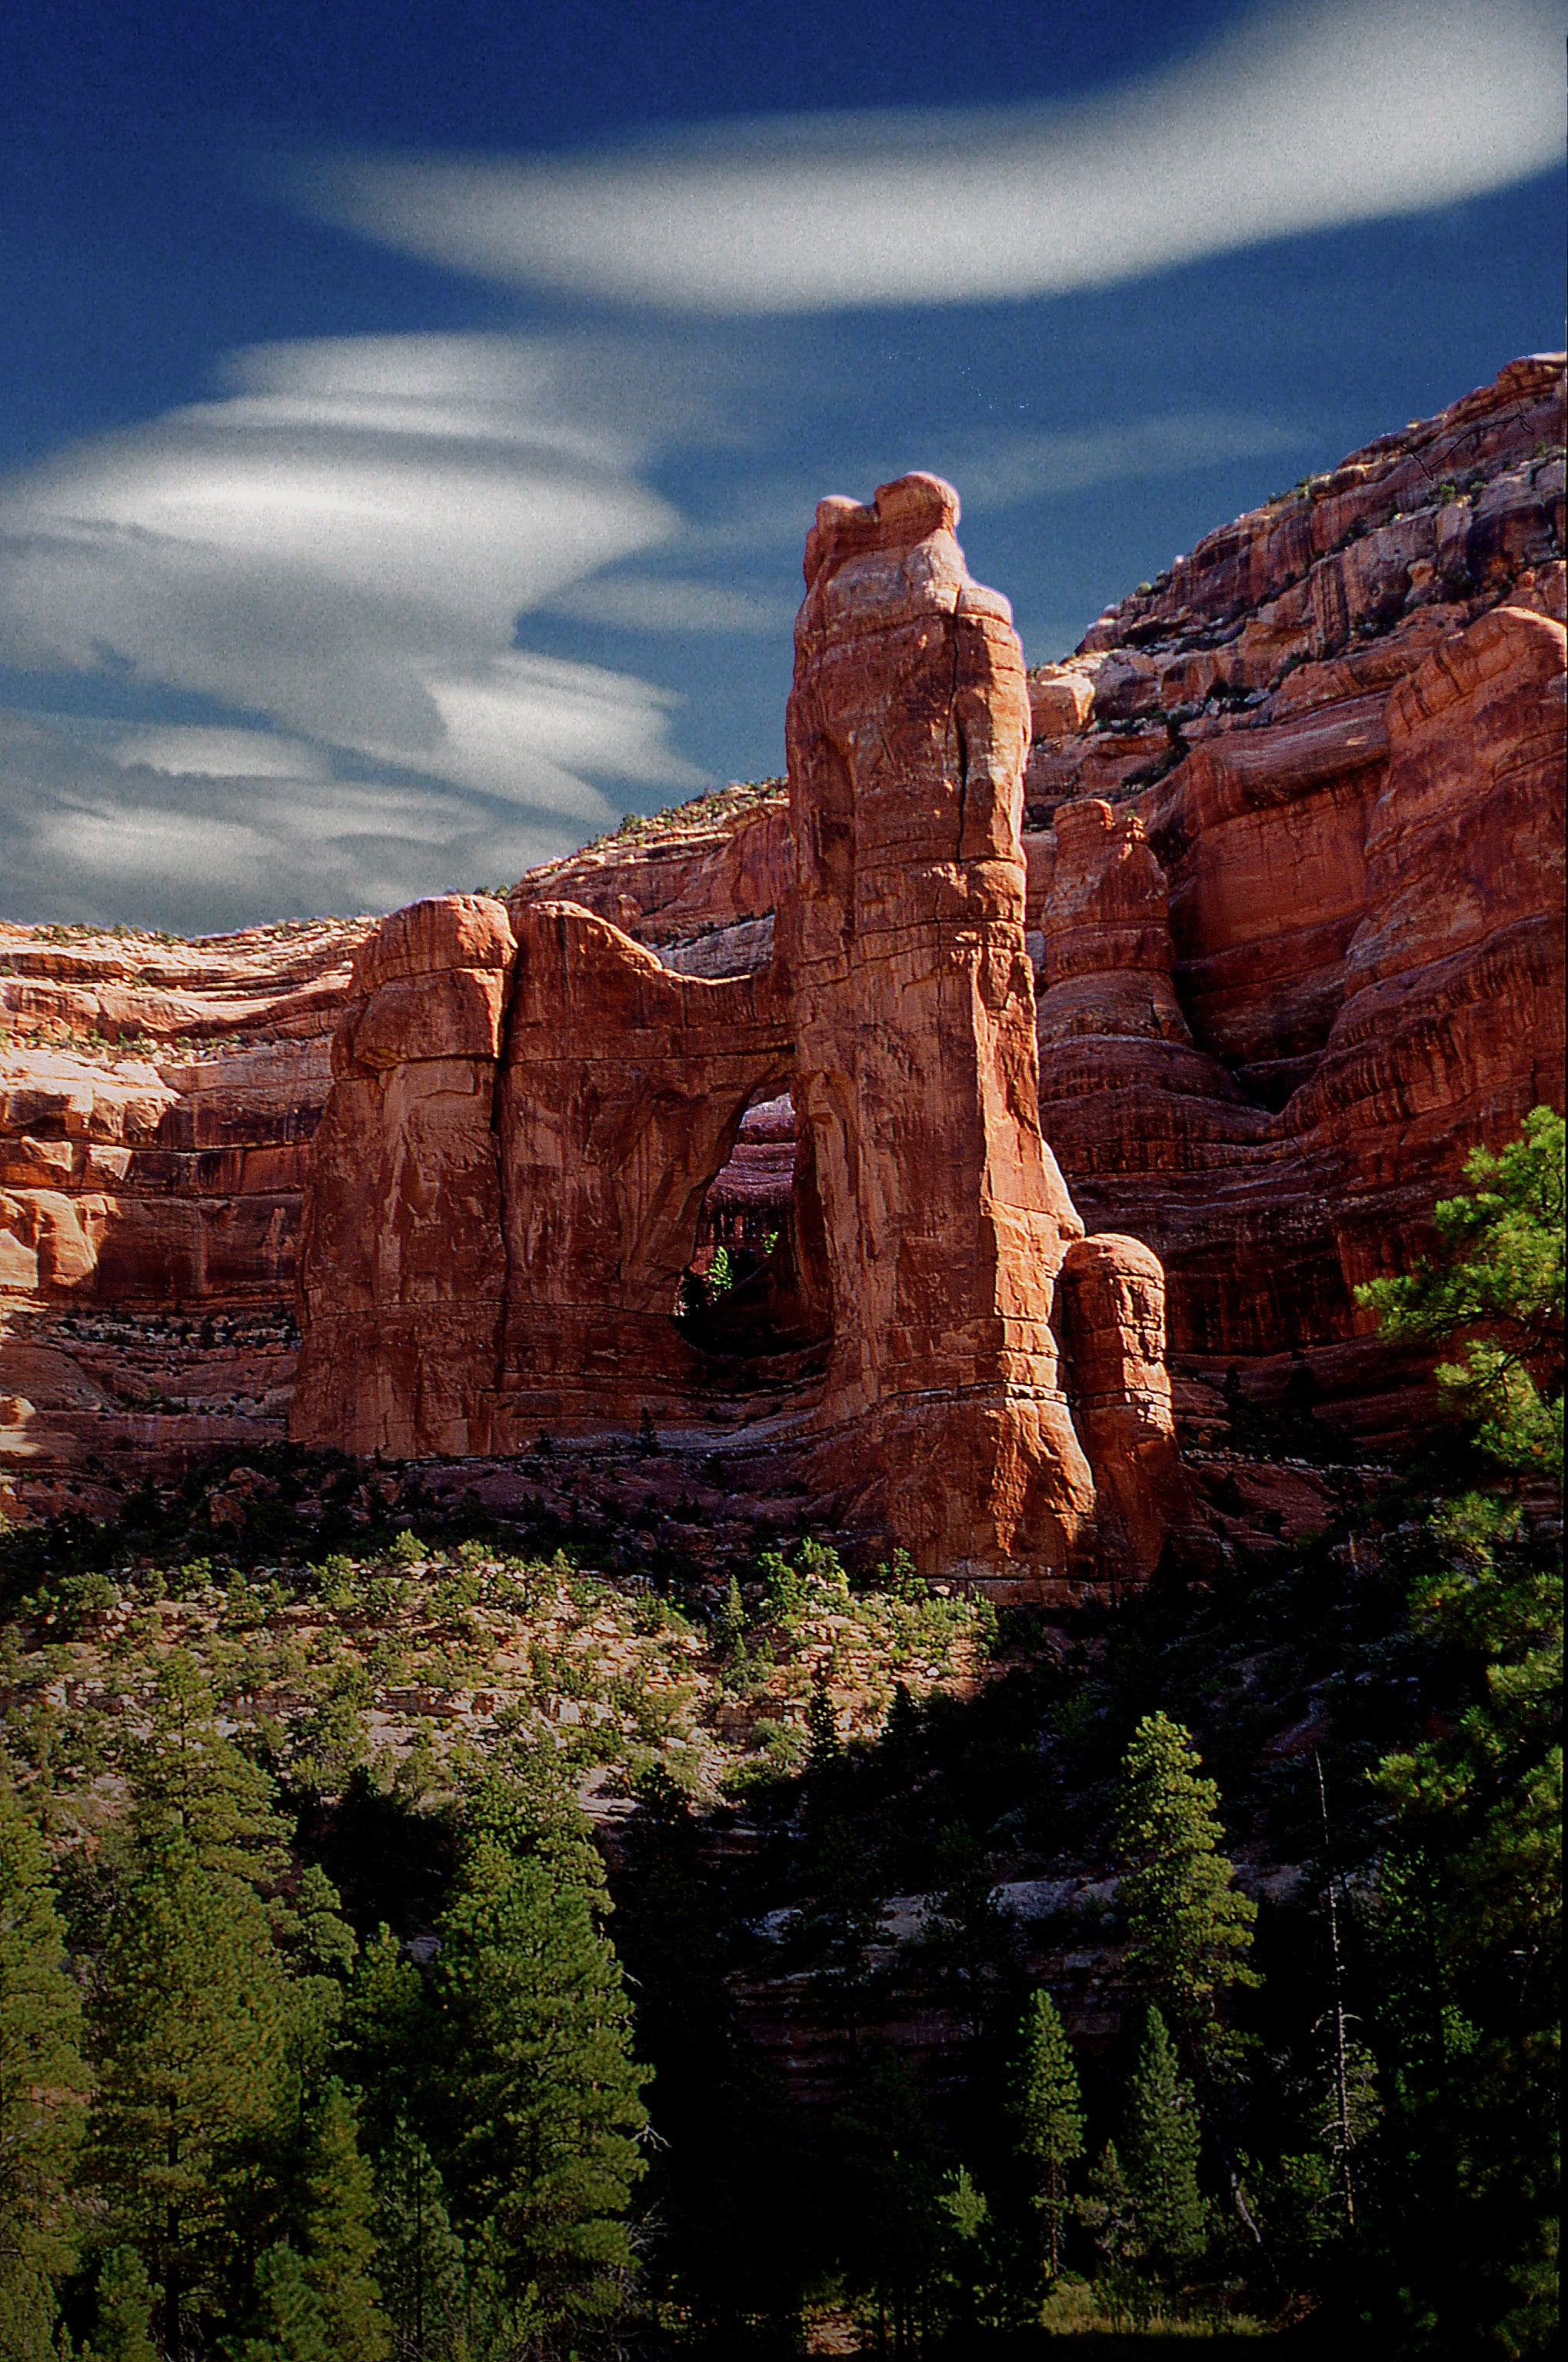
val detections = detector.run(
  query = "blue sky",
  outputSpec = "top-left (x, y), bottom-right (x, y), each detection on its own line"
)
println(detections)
top-left (2, 0), bottom-right (1563, 932)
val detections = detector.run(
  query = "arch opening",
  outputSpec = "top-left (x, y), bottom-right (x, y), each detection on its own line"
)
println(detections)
top-left (673, 1082), bottom-right (832, 1377)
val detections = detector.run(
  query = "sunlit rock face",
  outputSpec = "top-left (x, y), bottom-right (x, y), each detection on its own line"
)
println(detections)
top-left (1024, 355), bottom-right (1565, 1447)
top-left (8, 358), bottom-right (1561, 1556)
top-left (777, 471), bottom-right (1140, 1592)
top-left (288, 475), bottom-right (1183, 1591)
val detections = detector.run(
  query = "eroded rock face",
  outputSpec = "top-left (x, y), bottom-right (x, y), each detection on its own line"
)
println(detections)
top-left (781, 474), bottom-right (1098, 1585)
top-left (293, 897), bottom-right (515, 1460)
top-left (490, 901), bottom-right (792, 1439)
top-left (1027, 356), bottom-right (1566, 1439)
top-left (288, 477), bottom-right (1186, 1587)
top-left (0, 918), bottom-right (370, 1504)
top-left (8, 357), bottom-right (1560, 1536)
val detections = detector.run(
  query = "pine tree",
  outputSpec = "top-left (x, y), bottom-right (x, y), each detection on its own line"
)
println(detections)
top-left (800, 1814), bottom-right (887, 2067)
top-left (127, 1651), bottom-right (291, 1889)
top-left (85, 1836), bottom-right (288, 2361)
top-left (831, 2048), bottom-right (944, 2353)
top-left (294, 2079), bottom-right (389, 2362)
top-left (373, 2122), bottom-right (468, 2362)
top-left (927, 1818), bottom-right (1011, 2045)
top-left (1357, 1108), bottom-right (1563, 2357)
top-left (0, 1778), bottom-right (85, 2349)
top-left (231, 2242), bottom-right (331, 2362)
top-left (1357, 1104), bottom-right (1563, 1475)
top-left (432, 1834), bottom-right (648, 2337)
top-left (83, 2247), bottom-right (158, 2362)
top-left (338, 1928), bottom-right (432, 2157)
top-left (277, 1863), bottom-right (358, 2095)
top-left (715, 1575), bottom-right (747, 1662)
top-left (1075, 2140), bottom-right (1137, 2273)
top-left (1121, 2008), bottom-right (1206, 2275)
top-left (1115, 1712), bottom-right (1257, 2067)
top-left (804, 1665), bottom-right (840, 1775)
top-left (1012, 1987), bottom-right (1084, 2279)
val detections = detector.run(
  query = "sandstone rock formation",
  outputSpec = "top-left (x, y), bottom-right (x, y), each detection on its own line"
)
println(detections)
top-left (0, 917), bottom-right (370, 1509)
top-left (5, 355), bottom-right (1562, 1531)
top-left (1025, 355), bottom-right (1565, 1440)
top-left (294, 895), bottom-right (517, 1461)
top-left (290, 475), bottom-right (1187, 1590)
top-left (778, 475), bottom-right (1098, 1584)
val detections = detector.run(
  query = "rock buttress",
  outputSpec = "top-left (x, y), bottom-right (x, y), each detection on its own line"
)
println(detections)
top-left (779, 471), bottom-right (1180, 1592)
top-left (291, 896), bottom-right (514, 1458)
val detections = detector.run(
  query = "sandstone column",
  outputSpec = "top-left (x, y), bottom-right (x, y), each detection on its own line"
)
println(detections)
top-left (781, 473), bottom-right (1097, 1590)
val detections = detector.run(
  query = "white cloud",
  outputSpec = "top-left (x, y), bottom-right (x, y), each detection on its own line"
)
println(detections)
top-left (108, 725), bottom-right (334, 780)
top-left (0, 331), bottom-right (725, 922)
top-left (298, 0), bottom-right (1566, 313)
top-left (0, 708), bottom-right (586, 932)
top-left (544, 575), bottom-right (795, 632)
top-left (950, 410), bottom-right (1312, 510)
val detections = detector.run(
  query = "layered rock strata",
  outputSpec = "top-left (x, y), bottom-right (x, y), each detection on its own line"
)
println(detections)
top-left (291, 477), bottom-right (1186, 1588)
top-left (5, 357), bottom-right (1561, 1514)
top-left (777, 473), bottom-right (1181, 1583)
top-left (1023, 356), bottom-right (1564, 1435)
top-left (0, 918), bottom-right (370, 1502)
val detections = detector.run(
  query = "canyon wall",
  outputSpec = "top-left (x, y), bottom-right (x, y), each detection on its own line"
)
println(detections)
top-left (3, 355), bottom-right (1562, 1524)
top-left (1024, 352), bottom-right (1565, 1441)
top-left (0, 919), bottom-right (369, 1511)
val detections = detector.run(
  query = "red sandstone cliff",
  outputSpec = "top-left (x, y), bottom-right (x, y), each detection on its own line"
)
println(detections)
top-left (2, 357), bottom-right (1563, 1512)
top-left (1024, 354), bottom-right (1565, 1442)
top-left (0, 917), bottom-right (371, 1510)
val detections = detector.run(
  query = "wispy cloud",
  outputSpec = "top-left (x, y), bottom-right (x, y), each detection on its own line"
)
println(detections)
top-left (297, 0), bottom-right (1567, 314)
top-left (0, 711), bottom-right (591, 932)
top-left (0, 332), bottom-right (718, 922)
top-left (544, 575), bottom-right (795, 633)
top-left (950, 410), bottom-right (1312, 511)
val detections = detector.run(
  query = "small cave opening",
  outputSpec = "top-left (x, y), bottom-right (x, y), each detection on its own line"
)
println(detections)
top-left (673, 1086), bottom-right (831, 1378)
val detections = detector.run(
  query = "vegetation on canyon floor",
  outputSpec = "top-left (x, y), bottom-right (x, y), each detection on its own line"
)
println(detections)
top-left (0, 1115), bottom-right (1559, 2359)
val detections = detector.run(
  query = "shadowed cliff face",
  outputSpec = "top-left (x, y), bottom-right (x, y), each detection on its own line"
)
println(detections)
top-left (2, 358), bottom-right (1563, 1524)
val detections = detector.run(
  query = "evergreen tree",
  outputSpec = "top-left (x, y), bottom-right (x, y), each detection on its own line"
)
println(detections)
top-left (1012, 1987), bottom-right (1084, 2279)
top-left (86, 1836), bottom-right (288, 2360)
top-left (0, 1778), bottom-right (85, 2351)
top-left (1115, 1712), bottom-right (1257, 2067)
top-left (1355, 1108), bottom-right (1563, 2357)
top-left (804, 1665), bottom-right (841, 1775)
top-left (231, 2242), bottom-right (331, 2362)
top-left (1357, 1104), bottom-right (1563, 1476)
top-left (338, 1929), bottom-right (432, 2158)
top-left (432, 1834), bottom-right (647, 2337)
top-left (127, 1652), bottom-right (291, 1889)
top-left (831, 2048), bottom-right (944, 2354)
top-left (373, 2123), bottom-right (468, 2362)
top-left (293, 2079), bottom-right (389, 2362)
top-left (925, 1817), bottom-right (1013, 2045)
top-left (800, 1814), bottom-right (887, 2068)
top-left (1121, 2008), bottom-right (1207, 2277)
top-left (1075, 2140), bottom-right (1137, 2274)
top-left (276, 1864), bottom-right (358, 2095)
top-left (714, 1575), bottom-right (747, 1661)
top-left (83, 2247), bottom-right (158, 2362)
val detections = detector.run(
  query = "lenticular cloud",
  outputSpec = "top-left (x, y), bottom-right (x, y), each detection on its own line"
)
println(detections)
top-left (298, 0), bottom-right (1567, 314)
top-left (0, 334), bottom-right (707, 788)
top-left (0, 333), bottom-right (711, 926)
